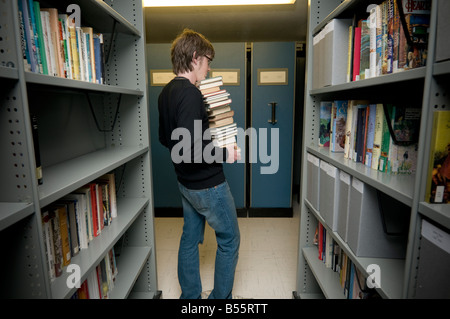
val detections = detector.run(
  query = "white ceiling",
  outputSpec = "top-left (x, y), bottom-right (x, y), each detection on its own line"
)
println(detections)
top-left (144, 1), bottom-right (308, 43)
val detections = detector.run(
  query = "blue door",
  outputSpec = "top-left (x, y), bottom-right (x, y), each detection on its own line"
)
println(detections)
top-left (250, 42), bottom-right (296, 210)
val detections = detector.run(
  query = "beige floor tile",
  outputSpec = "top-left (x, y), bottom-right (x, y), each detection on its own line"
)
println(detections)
top-left (155, 213), bottom-right (299, 299)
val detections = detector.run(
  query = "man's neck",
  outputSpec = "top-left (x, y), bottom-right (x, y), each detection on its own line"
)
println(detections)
top-left (176, 72), bottom-right (197, 85)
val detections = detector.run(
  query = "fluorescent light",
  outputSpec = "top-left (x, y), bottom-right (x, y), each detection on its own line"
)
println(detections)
top-left (144, 0), bottom-right (296, 7)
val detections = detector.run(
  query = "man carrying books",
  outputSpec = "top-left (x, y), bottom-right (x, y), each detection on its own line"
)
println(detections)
top-left (158, 28), bottom-right (240, 299)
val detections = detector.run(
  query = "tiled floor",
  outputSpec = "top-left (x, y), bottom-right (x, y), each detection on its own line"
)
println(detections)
top-left (154, 202), bottom-right (300, 299)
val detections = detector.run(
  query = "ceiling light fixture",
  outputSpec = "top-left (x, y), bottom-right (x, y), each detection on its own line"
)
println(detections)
top-left (144, 0), bottom-right (296, 7)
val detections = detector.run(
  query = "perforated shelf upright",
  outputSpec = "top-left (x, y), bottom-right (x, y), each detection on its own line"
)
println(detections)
top-left (0, 0), bottom-right (158, 299)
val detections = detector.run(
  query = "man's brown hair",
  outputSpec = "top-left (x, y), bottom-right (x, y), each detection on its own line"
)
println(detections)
top-left (171, 28), bottom-right (215, 74)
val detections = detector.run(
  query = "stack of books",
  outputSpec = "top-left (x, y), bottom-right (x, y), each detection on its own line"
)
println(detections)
top-left (198, 76), bottom-right (237, 148)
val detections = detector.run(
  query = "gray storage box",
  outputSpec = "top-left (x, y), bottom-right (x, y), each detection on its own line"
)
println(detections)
top-left (319, 161), bottom-right (340, 231)
top-left (347, 178), bottom-right (406, 258)
top-left (337, 170), bottom-right (351, 242)
top-left (415, 219), bottom-right (450, 298)
top-left (306, 153), bottom-right (320, 211)
top-left (435, 0), bottom-right (450, 62)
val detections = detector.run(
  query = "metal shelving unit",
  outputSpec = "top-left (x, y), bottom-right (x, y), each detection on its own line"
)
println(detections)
top-left (0, 0), bottom-right (158, 299)
top-left (296, 0), bottom-right (448, 299)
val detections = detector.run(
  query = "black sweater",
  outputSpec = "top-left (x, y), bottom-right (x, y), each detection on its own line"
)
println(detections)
top-left (158, 77), bottom-right (226, 189)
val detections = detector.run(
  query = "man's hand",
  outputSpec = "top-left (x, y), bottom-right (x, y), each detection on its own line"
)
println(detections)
top-left (225, 143), bottom-right (241, 163)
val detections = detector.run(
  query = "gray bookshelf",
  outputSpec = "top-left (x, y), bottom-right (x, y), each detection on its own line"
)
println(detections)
top-left (296, 0), bottom-right (450, 299)
top-left (0, 0), bottom-right (158, 299)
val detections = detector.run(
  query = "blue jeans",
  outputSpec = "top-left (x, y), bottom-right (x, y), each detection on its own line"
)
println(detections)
top-left (177, 181), bottom-right (240, 299)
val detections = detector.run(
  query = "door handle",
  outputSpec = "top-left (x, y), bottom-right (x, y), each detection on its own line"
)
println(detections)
top-left (268, 102), bottom-right (277, 125)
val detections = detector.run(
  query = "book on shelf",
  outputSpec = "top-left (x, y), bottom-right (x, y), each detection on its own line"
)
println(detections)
top-left (352, 26), bottom-right (361, 81)
top-left (198, 76), bottom-right (237, 148)
top-left (349, 101), bottom-right (370, 162)
top-left (17, 2), bottom-right (107, 83)
top-left (425, 111), bottom-right (450, 204)
top-left (53, 204), bottom-right (71, 268)
top-left (359, 19), bottom-right (370, 80)
top-left (30, 111), bottom-right (43, 185)
top-left (313, 222), bottom-right (381, 299)
top-left (344, 101), bottom-right (353, 158)
top-left (364, 105), bottom-right (377, 167)
top-left (369, 6), bottom-right (379, 78)
top-left (319, 101), bottom-right (332, 147)
top-left (346, 25), bottom-right (354, 82)
top-left (401, 0), bottom-right (431, 69)
top-left (355, 104), bottom-right (369, 163)
top-left (371, 103), bottom-right (384, 170)
top-left (384, 103), bottom-right (421, 174)
top-left (71, 248), bottom-right (118, 299)
top-left (41, 173), bottom-right (118, 281)
top-left (323, 100), bottom-right (419, 174)
top-left (338, 0), bottom-right (431, 84)
top-left (330, 100), bottom-right (348, 153)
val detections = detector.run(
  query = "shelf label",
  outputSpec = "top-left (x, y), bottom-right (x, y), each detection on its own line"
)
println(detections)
top-left (257, 68), bottom-right (288, 85)
top-left (307, 153), bottom-right (320, 167)
top-left (339, 171), bottom-right (351, 185)
top-left (211, 69), bottom-right (240, 85)
top-left (150, 70), bottom-right (176, 86)
top-left (352, 178), bottom-right (364, 193)
top-left (421, 219), bottom-right (450, 254)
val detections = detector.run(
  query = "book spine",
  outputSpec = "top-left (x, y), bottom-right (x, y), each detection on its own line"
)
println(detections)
top-left (379, 105), bottom-right (392, 172)
top-left (319, 102), bottom-right (332, 147)
top-left (21, 0), bottom-right (37, 72)
top-left (381, 1), bottom-right (388, 74)
top-left (369, 8), bottom-right (377, 78)
top-left (371, 104), bottom-right (384, 170)
top-left (17, 0), bottom-right (31, 71)
top-left (352, 27), bottom-right (361, 81)
top-left (344, 101), bottom-right (353, 158)
top-left (425, 111), bottom-right (450, 203)
top-left (33, 1), bottom-right (48, 74)
top-left (359, 19), bottom-right (370, 80)
top-left (365, 104), bottom-right (377, 167)
top-left (346, 26), bottom-right (353, 83)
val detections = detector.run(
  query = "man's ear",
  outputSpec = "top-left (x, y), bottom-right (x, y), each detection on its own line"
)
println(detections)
top-left (192, 51), bottom-right (198, 63)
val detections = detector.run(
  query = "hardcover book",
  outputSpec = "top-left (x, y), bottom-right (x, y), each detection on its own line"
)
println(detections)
top-left (319, 101), bottom-right (332, 147)
top-left (425, 111), bottom-right (450, 203)
top-left (331, 100), bottom-right (348, 153)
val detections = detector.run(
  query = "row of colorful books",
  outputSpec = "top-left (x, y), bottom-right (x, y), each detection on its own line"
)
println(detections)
top-left (41, 173), bottom-right (117, 281)
top-left (71, 248), bottom-right (118, 299)
top-left (198, 76), bottom-right (237, 148)
top-left (18, 0), bottom-right (106, 84)
top-left (359, 0), bottom-right (430, 79)
top-left (314, 222), bottom-right (381, 299)
top-left (319, 100), bottom-right (420, 175)
top-left (312, 0), bottom-right (430, 89)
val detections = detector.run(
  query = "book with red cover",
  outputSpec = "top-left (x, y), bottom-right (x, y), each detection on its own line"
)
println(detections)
top-left (88, 183), bottom-right (100, 237)
top-left (352, 26), bottom-right (361, 81)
